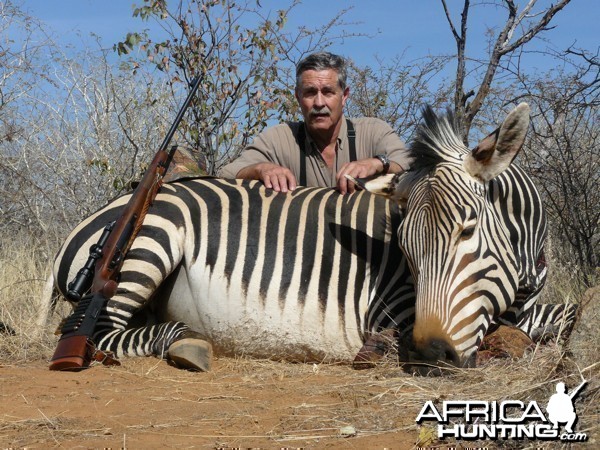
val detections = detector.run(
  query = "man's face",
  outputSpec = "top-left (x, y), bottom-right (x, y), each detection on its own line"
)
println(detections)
top-left (295, 69), bottom-right (349, 137)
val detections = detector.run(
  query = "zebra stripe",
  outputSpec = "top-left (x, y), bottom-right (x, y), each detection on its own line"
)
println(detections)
top-left (517, 303), bottom-right (578, 343)
top-left (53, 179), bottom-right (412, 362)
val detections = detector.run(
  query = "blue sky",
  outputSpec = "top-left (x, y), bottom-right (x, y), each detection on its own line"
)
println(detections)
top-left (21, 0), bottom-right (598, 73)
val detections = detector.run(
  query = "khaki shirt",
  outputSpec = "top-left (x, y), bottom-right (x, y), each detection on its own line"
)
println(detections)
top-left (218, 116), bottom-right (410, 188)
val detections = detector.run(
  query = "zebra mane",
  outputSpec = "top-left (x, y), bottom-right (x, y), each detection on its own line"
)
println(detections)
top-left (407, 105), bottom-right (467, 174)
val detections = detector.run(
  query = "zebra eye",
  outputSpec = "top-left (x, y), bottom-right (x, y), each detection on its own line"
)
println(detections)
top-left (460, 225), bottom-right (476, 239)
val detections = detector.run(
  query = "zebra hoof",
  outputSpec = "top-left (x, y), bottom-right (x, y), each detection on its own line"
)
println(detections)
top-left (477, 325), bottom-right (533, 365)
top-left (167, 338), bottom-right (213, 372)
top-left (353, 329), bottom-right (398, 369)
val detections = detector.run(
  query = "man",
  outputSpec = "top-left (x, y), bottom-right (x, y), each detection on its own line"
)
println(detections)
top-left (218, 52), bottom-right (411, 194)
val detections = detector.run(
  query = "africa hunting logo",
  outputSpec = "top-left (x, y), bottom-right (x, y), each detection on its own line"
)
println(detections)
top-left (416, 380), bottom-right (588, 442)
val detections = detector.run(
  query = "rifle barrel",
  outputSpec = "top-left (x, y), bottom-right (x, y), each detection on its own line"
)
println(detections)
top-left (158, 76), bottom-right (202, 153)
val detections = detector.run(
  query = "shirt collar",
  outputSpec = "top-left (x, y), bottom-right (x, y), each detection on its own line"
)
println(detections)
top-left (304, 115), bottom-right (346, 154)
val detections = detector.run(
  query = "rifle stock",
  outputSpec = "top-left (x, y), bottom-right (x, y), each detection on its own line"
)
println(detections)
top-left (50, 77), bottom-right (202, 371)
top-left (49, 334), bottom-right (91, 370)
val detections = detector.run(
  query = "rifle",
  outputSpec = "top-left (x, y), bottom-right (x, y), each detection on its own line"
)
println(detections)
top-left (50, 76), bottom-right (202, 371)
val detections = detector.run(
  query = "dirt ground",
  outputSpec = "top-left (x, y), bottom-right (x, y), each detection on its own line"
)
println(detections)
top-left (2, 340), bottom-right (599, 449)
top-left (1, 356), bottom-right (421, 449)
top-left (2, 288), bottom-right (598, 449)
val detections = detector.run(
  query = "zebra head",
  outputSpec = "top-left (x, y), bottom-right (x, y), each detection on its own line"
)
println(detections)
top-left (360, 103), bottom-right (532, 372)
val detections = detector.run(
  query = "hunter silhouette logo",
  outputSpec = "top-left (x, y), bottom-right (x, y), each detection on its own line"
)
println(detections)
top-left (416, 379), bottom-right (589, 442)
top-left (546, 380), bottom-right (587, 434)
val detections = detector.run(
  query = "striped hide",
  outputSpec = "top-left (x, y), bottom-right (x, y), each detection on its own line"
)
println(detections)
top-left (53, 179), bottom-right (414, 363)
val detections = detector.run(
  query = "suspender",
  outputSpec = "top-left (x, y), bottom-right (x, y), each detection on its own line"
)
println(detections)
top-left (298, 118), bottom-right (356, 186)
top-left (346, 119), bottom-right (357, 161)
top-left (298, 125), bottom-right (307, 186)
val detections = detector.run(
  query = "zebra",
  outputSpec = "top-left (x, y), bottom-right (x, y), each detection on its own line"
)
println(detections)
top-left (355, 103), bottom-right (577, 371)
top-left (47, 103), bottom-right (574, 372)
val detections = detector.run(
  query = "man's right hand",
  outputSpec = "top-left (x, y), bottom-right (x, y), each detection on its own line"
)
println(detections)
top-left (236, 162), bottom-right (297, 193)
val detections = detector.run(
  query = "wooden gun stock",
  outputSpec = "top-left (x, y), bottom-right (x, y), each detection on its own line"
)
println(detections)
top-left (49, 289), bottom-right (117, 370)
top-left (49, 335), bottom-right (91, 371)
top-left (50, 77), bottom-right (202, 371)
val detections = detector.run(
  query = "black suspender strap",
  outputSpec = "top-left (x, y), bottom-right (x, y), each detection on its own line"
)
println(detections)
top-left (297, 118), bottom-right (356, 187)
top-left (298, 122), bottom-right (307, 186)
top-left (346, 118), bottom-right (357, 162)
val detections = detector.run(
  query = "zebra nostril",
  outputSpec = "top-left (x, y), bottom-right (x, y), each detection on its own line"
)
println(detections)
top-left (429, 339), bottom-right (460, 365)
top-left (445, 348), bottom-right (459, 365)
top-left (403, 337), bottom-right (462, 376)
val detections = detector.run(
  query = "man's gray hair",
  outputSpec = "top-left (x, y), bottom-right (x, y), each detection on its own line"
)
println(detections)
top-left (295, 52), bottom-right (348, 90)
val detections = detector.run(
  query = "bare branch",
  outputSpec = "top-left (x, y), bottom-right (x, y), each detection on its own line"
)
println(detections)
top-left (440, 0), bottom-right (461, 42)
top-left (446, 0), bottom-right (574, 142)
top-left (500, 0), bottom-right (571, 55)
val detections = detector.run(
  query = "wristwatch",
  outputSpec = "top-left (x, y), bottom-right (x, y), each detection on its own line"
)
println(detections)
top-left (374, 154), bottom-right (390, 174)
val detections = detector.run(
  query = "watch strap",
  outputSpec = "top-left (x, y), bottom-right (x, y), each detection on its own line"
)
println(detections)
top-left (375, 154), bottom-right (390, 174)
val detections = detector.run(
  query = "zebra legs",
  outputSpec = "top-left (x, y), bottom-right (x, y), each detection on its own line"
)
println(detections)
top-left (353, 302), bottom-right (579, 370)
top-left (167, 332), bottom-right (213, 371)
top-left (516, 303), bottom-right (578, 344)
top-left (85, 264), bottom-right (213, 370)
top-left (477, 303), bottom-right (578, 365)
top-left (77, 232), bottom-right (214, 370)
top-left (91, 320), bottom-right (213, 371)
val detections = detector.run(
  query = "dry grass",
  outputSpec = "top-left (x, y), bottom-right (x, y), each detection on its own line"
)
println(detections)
top-left (0, 237), bottom-right (54, 361)
top-left (103, 345), bottom-right (597, 449)
top-left (1, 236), bottom-right (598, 448)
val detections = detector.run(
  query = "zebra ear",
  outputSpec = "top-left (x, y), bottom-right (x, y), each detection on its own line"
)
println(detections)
top-left (346, 173), bottom-right (407, 203)
top-left (464, 103), bottom-right (530, 182)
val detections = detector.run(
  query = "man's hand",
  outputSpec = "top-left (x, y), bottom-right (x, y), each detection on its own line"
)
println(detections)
top-left (336, 158), bottom-right (384, 194)
top-left (236, 162), bottom-right (297, 193)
